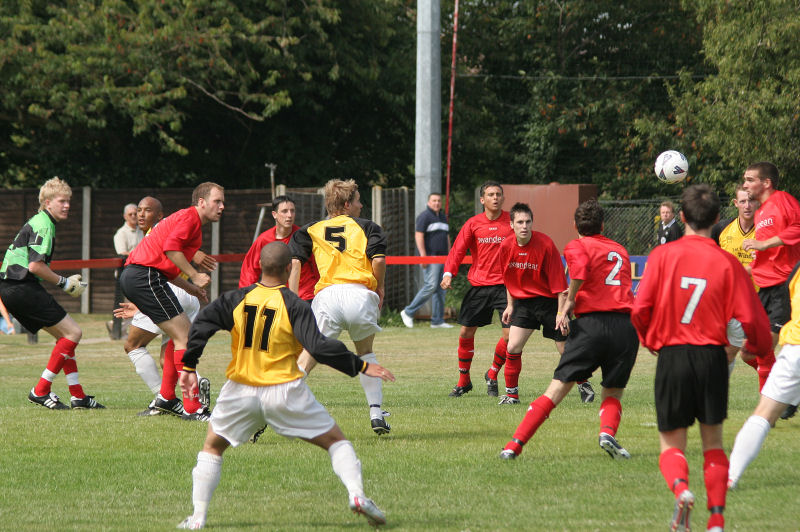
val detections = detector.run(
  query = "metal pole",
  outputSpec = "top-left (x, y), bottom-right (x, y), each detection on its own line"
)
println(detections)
top-left (415, 0), bottom-right (442, 218)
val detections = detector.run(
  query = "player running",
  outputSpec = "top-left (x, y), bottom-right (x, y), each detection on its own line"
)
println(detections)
top-left (176, 242), bottom-right (393, 529)
top-left (491, 202), bottom-right (568, 404)
top-left (631, 184), bottom-right (772, 532)
top-left (119, 182), bottom-right (224, 421)
top-left (0, 177), bottom-right (104, 410)
top-left (742, 161), bottom-right (800, 418)
top-left (728, 260), bottom-right (800, 489)
top-left (288, 179), bottom-right (391, 435)
top-left (499, 199), bottom-right (638, 459)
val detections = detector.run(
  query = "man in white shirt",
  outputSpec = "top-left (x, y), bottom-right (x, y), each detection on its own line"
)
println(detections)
top-left (113, 203), bottom-right (143, 256)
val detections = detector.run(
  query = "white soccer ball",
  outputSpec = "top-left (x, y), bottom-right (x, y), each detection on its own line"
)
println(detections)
top-left (654, 150), bottom-right (689, 183)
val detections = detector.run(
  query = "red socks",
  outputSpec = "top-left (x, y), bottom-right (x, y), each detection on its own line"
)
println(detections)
top-left (599, 396), bottom-right (622, 437)
top-left (174, 347), bottom-right (201, 413)
top-left (159, 340), bottom-right (178, 400)
top-left (487, 338), bottom-right (508, 381)
top-left (457, 337), bottom-right (475, 387)
top-left (659, 447), bottom-right (690, 497)
top-left (756, 350), bottom-right (775, 391)
top-left (504, 395), bottom-right (556, 455)
top-left (703, 449), bottom-right (728, 529)
top-left (504, 352), bottom-right (521, 398)
top-left (34, 337), bottom-right (77, 396)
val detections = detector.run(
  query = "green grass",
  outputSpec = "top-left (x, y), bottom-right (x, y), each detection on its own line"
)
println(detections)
top-left (0, 314), bottom-right (798, 531)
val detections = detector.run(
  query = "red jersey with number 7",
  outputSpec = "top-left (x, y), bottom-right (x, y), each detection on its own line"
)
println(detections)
top-left (444, 211), bottom-right (513, 286)
top-left (564, 235), bottom-right (634, 316)
top-left (631, 235), bottom-right (771, 355)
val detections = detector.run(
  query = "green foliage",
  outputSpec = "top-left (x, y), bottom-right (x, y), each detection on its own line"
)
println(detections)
top-left (665, 0), bottom-right (800, 195)
top-left (0, 1), bottom-right (415, 189)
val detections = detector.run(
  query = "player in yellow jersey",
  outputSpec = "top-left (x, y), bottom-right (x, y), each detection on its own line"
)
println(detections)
top-left (728, 260), bottom-right (800, 489)
top-left (711, 185), bottom-right (763, 377)
top-left (176, 242), bottom-right (394, 529)
top-left (289, 179), bottom-right (391, 435)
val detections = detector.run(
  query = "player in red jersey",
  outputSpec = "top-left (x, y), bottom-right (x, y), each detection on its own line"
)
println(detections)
top-left (440, 181), bottom-right (514, 397)
top-left (120, 182), bottom-right (224, 421)
top-left (239, 195), bottom-right (318, 301)
top-left (743, 162), bottom-right (800, 417)
top-left (631, 184), bottom-right (772, 532)
top-left (499, 199), bottom-right (639, 459)
top-left (491, 202), bottom-right (568, 405)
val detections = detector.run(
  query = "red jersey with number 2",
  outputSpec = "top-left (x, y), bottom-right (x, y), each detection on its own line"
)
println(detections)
top-left (564, 235), bottom-right (634, 316)
top-left (444, 211), bottom-right (513, 286)
top-left (631, 235), bottom-right (771, 355)
top-left (500, 232), bottom-right (567, 299)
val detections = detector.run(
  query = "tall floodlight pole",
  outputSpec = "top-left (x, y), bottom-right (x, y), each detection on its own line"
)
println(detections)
top-left (415, 0), bottom-right (441, 218)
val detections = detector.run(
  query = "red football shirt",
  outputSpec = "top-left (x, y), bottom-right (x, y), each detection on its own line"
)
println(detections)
top-left (631, 235), bottom-right (771, 355)
top-left (751, 190), bottom-right (800, 288)
top-left (564, 234), bottom-right (634, 316)
top-left (500, 232), bottom-right (567, 299)
top-left (444, 210), bottom-right (513, 286)
top-left (239, 225), bottom-right (319, 300)
top-left (126, 207), bottom-right (202, 280)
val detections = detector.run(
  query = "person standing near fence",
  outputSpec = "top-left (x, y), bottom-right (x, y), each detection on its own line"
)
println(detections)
top-left (400, 192), bottom-right (452, 328)
top-left (0, 177), bottom-right (104, 410)
top-left (656, 200), bottom-right (683, 246)
top-left (109, 203), bottom-right (143, 339)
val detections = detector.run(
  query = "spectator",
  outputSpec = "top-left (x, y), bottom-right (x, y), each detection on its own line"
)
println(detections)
top-left (657, 200), bottom-right (683, 246)
top-left (113, 203), bottom-right (143, 257)
top-left (400, 193), bottom-right (452, 328)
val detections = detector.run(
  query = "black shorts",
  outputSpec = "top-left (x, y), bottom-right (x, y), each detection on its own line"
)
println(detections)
top-left (0, 279), bottom-right (67, 333)
top-left (655, 345), bottom-right (728, 432)
top-left (758, 282), bottom-right (791, 334)
top-left (553, 312), bottom-right (639, 387)
top-left (119, 265), bottom-right (184, 324)
top-left (458, 284), bottom-right (509, 328)
top-left (510, 296), bottom-right (567, 342)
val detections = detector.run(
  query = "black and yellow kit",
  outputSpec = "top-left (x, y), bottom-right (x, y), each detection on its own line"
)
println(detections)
top-left (290, 215), bottom-right (386, 294)
top-left (183, 283), bottom-right (367, 386)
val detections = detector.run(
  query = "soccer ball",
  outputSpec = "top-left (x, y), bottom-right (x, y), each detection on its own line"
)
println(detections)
top-left (654, 150), bottom-right (689, 183)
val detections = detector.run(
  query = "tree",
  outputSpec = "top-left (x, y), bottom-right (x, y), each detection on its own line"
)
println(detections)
top-left (658, 0), bottom-right (800, 195)
top-left (0, 1), bottom-right (415, 189)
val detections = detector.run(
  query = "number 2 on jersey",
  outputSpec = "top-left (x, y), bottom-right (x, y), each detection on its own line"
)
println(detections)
top-left (679, 276), bottom-right (707, 324)
top-left (243, 304), bottom-right (276, 351)
top-left (605, 251), bottom-right (623, 286)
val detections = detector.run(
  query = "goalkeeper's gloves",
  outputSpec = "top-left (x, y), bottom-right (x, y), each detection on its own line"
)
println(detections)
top-left (58, 274), bottom-right (87, 297)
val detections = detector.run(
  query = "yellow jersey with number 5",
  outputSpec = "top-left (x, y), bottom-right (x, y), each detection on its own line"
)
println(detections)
top-left (290, 215), bottom-right (386, 294)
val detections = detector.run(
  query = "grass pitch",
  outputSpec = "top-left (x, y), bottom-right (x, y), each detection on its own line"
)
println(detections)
top-left (0, 314), bottom-right (798, 531)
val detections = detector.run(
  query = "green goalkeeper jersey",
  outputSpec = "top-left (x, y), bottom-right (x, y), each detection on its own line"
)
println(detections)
top-left (0, 210), bottom-right (57, 282)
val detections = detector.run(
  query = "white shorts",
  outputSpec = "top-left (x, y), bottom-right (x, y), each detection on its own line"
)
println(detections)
top-left (130, 282), bottom-right (200, 345)
top-left (727, 318), bottom-right (745, 348)
top-left (210, 378), bottom-right (336, 447)
top-left (761, 343), bottom-right (800, 406)
top-left (311, 284), bottom-right (382, 341)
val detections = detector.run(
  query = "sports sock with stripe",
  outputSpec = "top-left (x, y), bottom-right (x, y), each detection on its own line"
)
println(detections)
top-left (159, 340), bottom-right (178, 401)
top-left (598, 396), bottom-right (622, 437)
top-left (659, 447), bottom-right (689, 498)
top-left (34, 337), bottom-right (76, 396)
top-left (703, 448), bottom-right (728, 530)
top-left (457, 336), bottom-right (475, 387)
top-left (357, 353), bottom-right (383, 419)
top-left (503, 351), bottom-right (521, 398)
top-left (487, 337), bottom-right (508, 381)
top-left (504, 394), bottom-right (555, 454)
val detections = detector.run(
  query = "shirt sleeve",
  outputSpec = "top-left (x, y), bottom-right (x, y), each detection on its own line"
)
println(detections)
top-left (363, 221), bottom-right (387, 259)
top-left (282, 287), bottom-right (364, 377)
top-left (564, 240), bottom-right (589, 281)
top-left (113, 227), bottom-right (128, 255)
top-left (443, 218), bottom-right (472, 276)
top-left (729, 259), bottom-right (773, 356)
top-left (289, 225), bottom-right (312, 264)
top-left (239, 236), bottom-right (265, 288)
top-left (630, 248), bottom-right (661, 347)
top-left (162, 212), bottom-right (197, 253)
top-left (776, 194), bottom-right (800, 247)
top-left (544, 240), bottom-right (568, 294)
top-left (182, 289), bottom-right (243, 368)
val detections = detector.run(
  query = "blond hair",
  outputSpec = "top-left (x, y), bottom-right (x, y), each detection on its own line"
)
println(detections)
top-left (324, 179), bottom-right (358, 216)
top-left (38, 177), bottom-right (72, 211)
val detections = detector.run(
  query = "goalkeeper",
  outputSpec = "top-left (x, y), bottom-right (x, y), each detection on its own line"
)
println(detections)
top-left (0, 177), bottom-right (104, 410)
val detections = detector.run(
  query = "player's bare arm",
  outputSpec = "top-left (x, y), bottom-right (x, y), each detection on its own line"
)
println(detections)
top-left (165, 250), bottom-right (210, 288)
top-left (113, 301), bottom-right (138, 320)
top-left (362, 363), bottom-right (396, 382)
top-left (192, 249), bottom-right (218, 272)
top-left (501, 289), bottom-right (514, 324)
top-left (171, 275), bottom-right (208, 303)
top-left (371, 256), bottom-right (386, 308)
top-left (440, 271), bottom-right (452, 290)
top-left (743, 235), bottom-right (784, 252)
top-left (288, 259), bottom-right (302, 294)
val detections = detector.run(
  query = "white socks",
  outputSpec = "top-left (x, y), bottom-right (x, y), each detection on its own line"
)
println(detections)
top-left (729, 415), bottom-right (771, 484)
top-left (328, 440), bottom-right (364, 501)
top-left (190, 452), bottom-right (223, 525)
top-left (358, 353), bottom-right (383, 419)
top-left (128, 347), bottom-right (161, 394)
